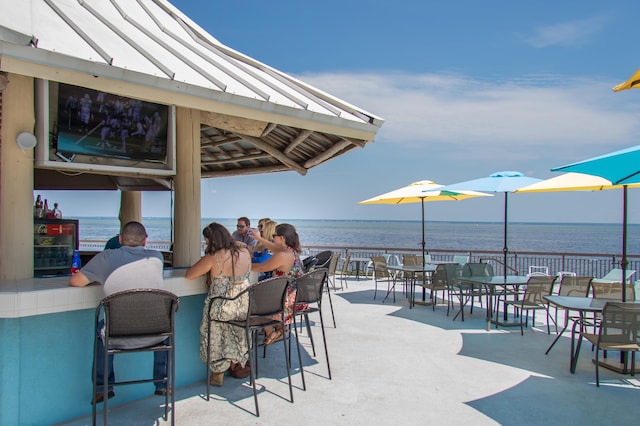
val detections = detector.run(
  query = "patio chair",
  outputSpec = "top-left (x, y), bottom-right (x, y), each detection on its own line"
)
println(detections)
top-left (453, 254), bottom-right (470, 264)
top-left (314, 250), bottom-right (333, 269)
top-left (339, 253), bottom-right (351, 289)
top-left (461, 262), bottom-right (493, 312)
top-left (599, 268), bottom-right (636, 284)
top-left (207, 277), bottom-right (295, 417)
top-left (503, 275), bottom-right (556, 335)
top-left (372, 256), bottom-right (396, 302)
top-left (418, 265), bottom-right (449, 315)
top-left (528, 265), bottom-right (549, 276)
top-left (552, 275), bottom-right (593, 332)
top-left (93, 288), bottom-right (179, 426)
top-left (571, 301), bottom-right (640, 386)
top-left (293, 269), bottom-right (332, 386)
top-left (591, 281), bottom-right (636, 301)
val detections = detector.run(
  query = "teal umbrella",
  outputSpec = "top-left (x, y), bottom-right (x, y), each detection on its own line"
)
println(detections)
top-left (552, 145), bottom-right (640, 301)
top-left (443, 171), bottom-right (542, 277)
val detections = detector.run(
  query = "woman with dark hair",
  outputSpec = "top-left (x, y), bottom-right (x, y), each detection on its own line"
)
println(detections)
top-left (185, 222), bottom-right (252, 386)
top-left (251, 223), bottom-right (305, 344)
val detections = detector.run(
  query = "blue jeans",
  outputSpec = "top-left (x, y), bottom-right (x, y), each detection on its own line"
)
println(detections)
top-left (94, 321), bottom-right (168, 392)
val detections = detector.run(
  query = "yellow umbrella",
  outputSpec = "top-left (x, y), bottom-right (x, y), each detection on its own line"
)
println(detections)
top-left (359, 180), bottom-right (490, 264)
top-left (612, 68), bottom-right (640, 92)
top-left (514, 172), bottom-right (637, 193)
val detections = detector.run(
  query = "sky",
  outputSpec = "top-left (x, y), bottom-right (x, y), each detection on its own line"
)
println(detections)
top-left (40, 0), bottom-right (640, 224)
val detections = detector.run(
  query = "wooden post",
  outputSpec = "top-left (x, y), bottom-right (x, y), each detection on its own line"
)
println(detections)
top-left (0, 73), bottom-right (36, 280)
top-left (173, 107), bottom-right (201, 267)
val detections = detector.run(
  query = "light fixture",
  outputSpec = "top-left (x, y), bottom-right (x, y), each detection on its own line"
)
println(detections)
top-left (16, 132), bottom-right (37, 150)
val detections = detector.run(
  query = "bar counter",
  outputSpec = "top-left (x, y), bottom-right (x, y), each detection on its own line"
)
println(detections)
top-left (0, 270), bottom-right (208, 425)
top-left (0, 268), bottom-right (205, 318)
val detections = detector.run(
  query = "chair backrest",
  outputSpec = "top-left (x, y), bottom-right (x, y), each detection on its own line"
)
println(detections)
top-left (435, 263), bottom-right (462, 288)
top-left (558, 275), bottom-right (592, 297)
top-left (314, 251), bottom-right (333, 269)
top-left (403, 254), bottom-right (421, 266)
top-left (591, 281), bottom-right (636, 301)
top-left (372, 257), bottom-right (391, 279)
top-left (522, 275), bottom-right (556, 305)
top-left (326, 253), bottom-right (340, 275)
top-left (453, 255), bottom-right (470, 264)
top-left (462, 262), bottom-right (493, 277)
top-left (600, 268), bottom-right (636, 283)
top-left (295, 269), bottom-right (328, 305)
top-left (598, 302), bottom-right (640, 346)
top-left (101, 288), bottom-right (179, 338)
top-left (248, 277), bottom-right (290, 317)
top-left (341, 253), bottom-right (351, 274)
top-left (528, 265), bottom-right (549, 276)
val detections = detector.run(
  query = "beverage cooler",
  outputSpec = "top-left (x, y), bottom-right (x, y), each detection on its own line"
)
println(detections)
top-left (34, 219), bottom-right (79, 277)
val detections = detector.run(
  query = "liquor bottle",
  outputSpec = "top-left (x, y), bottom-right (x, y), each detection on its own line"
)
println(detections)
top-left (53, 203), bottom-right (62, 219)
top-left (43, 199), bottom-right (49, 219)
top-left (71, 250), bottom-right (81, 274)
top-left (35, 195), bottom-right (43, 218)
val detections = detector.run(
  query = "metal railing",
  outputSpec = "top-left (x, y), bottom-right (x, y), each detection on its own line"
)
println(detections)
top-left (80, 240), bottom-right (639, 281)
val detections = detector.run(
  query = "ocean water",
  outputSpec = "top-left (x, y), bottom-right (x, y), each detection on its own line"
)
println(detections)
top-left (76, 217), bottom-right (640, 255)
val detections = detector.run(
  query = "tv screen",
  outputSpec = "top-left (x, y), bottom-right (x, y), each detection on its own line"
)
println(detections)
top-left (55, 83), bottom-right (169, 162)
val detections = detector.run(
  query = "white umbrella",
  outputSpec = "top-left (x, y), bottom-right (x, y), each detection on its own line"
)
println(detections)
top-left (359, 180), bottom-right (490, 266)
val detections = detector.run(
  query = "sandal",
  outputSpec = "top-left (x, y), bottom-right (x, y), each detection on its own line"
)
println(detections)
top-left (263, 329), bottom-right (284, 345)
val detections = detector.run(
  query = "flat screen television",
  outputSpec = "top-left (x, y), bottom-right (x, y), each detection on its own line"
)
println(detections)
top-left (35, 79), bottom-right (176, 176)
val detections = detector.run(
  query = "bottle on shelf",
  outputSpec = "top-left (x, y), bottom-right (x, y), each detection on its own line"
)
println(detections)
top-left (53, 202), bottom-right (62, 219)
top-left (71, 250), bottom-right (81, 274)
top-left (43, 199), bottom-right (49, 219)
top-left (35, 195), bottom-right (43, 218)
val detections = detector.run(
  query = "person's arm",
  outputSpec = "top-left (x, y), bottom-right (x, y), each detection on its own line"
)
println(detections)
top-left (69, 270), bottom-right (91, 287)
top-left (249, 229), bottom-right (277, 252)
top-left (185, 255), bottom-right (213, 280)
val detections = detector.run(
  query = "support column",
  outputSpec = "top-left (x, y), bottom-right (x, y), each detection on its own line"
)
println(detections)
top-left (119, 191), bottom-right (142, 228)
top-left (0, 73), bottom-right (35, 280)
top-left (173, 107), bottom-right (201, 267)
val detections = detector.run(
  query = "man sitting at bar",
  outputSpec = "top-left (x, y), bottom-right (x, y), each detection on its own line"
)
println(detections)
top-left (69, 221), bottom-right (169, 402)
top-left (232, 216), bottom-right (258, 249)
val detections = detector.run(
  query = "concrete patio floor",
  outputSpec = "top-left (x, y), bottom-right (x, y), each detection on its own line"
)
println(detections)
top-left (58, 277), bottom-right (640, 425)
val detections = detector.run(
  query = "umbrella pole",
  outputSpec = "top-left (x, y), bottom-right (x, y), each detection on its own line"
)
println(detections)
top-left (622, 185), bottom-right (628, 302)
top-left (503, 192), bottom-right (508, 278)
top-left (421, 198), bottom-right (426, 268)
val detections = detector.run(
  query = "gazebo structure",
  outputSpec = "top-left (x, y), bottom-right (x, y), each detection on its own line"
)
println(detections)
top-left (0, 0), bottom-right (383, 280)
top-left (0, 1), bottom-right (382, 423)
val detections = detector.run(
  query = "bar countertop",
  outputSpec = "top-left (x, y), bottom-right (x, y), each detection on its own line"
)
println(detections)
top-left (0, 269), bottom-right (207, 318)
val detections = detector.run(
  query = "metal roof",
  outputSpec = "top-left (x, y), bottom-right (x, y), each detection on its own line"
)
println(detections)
top-left (0, 0), bottom-right (383, 185)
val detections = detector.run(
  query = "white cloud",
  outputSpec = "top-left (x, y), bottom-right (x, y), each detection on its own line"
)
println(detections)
top-left (524, 16), bottom-right (608, 48)
top-left (297, 70), bottom-right (640, 163)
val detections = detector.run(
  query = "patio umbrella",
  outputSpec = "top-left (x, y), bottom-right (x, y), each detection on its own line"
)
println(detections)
top-left (552, 146), bottom-right (640, 301)
top-left (358, 180), bottom-right (490, 268)
top-left (612, 68), bottom-right (640, 92)
top-left (443, 172), bottom-right (542, 277)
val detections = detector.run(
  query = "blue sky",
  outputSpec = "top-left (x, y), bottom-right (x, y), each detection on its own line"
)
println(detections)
top-left (41, 0), bottom-right (640, 224)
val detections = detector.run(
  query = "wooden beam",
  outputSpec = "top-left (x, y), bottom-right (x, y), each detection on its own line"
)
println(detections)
top-left (303, 140), bottom-right (354, 168)
top-left (201, 152), bottom-right (269, 166)
top-left (200, 111), bottom-right (268, 137)
top-left (235, 133), bottom-right (307, 175)
top-left (201, 164), bottom-right (292, 178)
top-left (284, 129), bottom-right (313, 154)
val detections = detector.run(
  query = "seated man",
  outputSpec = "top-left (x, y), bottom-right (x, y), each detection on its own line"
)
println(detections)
top-left (69, 221), bottom-right (168, 402)
top-left (232, 216), bottom-right (258, 249)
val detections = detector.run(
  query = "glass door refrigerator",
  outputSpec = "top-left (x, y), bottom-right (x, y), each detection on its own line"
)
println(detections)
top-left (34, 219), bottom-right (79, 277)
